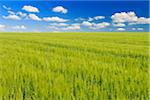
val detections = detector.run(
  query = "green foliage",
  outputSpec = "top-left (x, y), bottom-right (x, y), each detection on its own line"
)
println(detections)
top-left (0, 32), bottom-right (149, 100)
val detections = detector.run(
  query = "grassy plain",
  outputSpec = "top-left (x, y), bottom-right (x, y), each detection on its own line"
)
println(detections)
top-left (0, 32), bottom-right (149, 99)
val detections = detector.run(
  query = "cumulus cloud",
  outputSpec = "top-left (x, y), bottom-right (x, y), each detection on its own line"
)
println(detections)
top-left (94, 16), bottom-right (105, 20)
top-left (113, 23), bottom-right (125, 27)
top-left (28, 14), bottom-right (41, 21)
top-left (82, 21), bottom-right (93, 27)
top-left (8, 11), bottom-right (15, 15)
top-left (82, 21), bottom-right (110, 29)
top-left (129, 17), bottom-right (150, 25)
top-left (117, 28), bottom-right (125, 31)
top-left (12, 25), bottom-right (26, 30)
top-left (131, 28), bottom-right (144, 31)
top-left (0, 24), bottom-right (6, 30)
top-left (48, 26), bottom-right (59, 30)
top-left (43, 16), bottom-right (68, 22)
top-left (75, 16), bottom-right (105, 22)
top-left (136, 17), bottom-right (150, 24)
top-left (3, 11), bottom-right (26, 21)
top-left (111, 11), bottom-right (150, 25)
top-left (111, 12), bottom-right (137, 23)
top-left (52, 6), bottom-right (68, 14)
top-left (88, 18), bottom-right (93, 22)
top-left (3, 14), bottom-right (21, 20)
top-left (2, 5), bottom-right (11, 10)
top-left (91, 22), bottom-right (110, 30)
top-left (132, 28), bottom-right (136, 30)
top-left (17, 12), bottom-right (27, 17)
top-left (88, 16), bottom-right (105, 21)
top-left (8, 11), bottom-right (26, 17)
top-left (48, 23), bottom-right (80, 31)
top-left (75, 17), bottom-right (85, 21)
top-left (22, 5), bottom-right (39, 13)
top-left (61, 24), bottom-right (80, 31)
top-left (137, 28), bottom-right (144, 30)
top-left (49, 23), bottom-right (68, 27)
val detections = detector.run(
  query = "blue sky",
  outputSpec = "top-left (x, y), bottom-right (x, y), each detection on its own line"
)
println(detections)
top-left (0, 1), bottom-right (149, 32)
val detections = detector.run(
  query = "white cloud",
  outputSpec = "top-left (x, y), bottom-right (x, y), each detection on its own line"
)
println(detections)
top-left (88, 18), bottom-right (93, 21)
top-left (8, 11), bottom-right (15, 15)
top-left (113, 23), bottom-right (125, 27)
top-left (75, 16), bottom-right (105, 22)
top-left (57, 23), bottom-right (68, 26)
top-left (3, 10), bottom-right (26, 20)
top-left (82, 21), bottom-right (110, 29)
top-left (111, 12), bottom-right (137, 23)
top-left (88, 16), bottom-right (105, 21)
top-left (136, 17), bottom-right (150, 24)
top-left (12, 25), bottom-right (26, 30)
top-left (57, 22), bottom-right (109, 31)
top-left (48, 26), bottom-right (59, 30)
top-left (61, 24), bottom-right (80, 31)
top-left (131, 28), bottom-right (144, 31)
top-left (137, 28), bottom-right (144, 31)
top-left (129, 17), bottom-right (150, 25)
top-left (48, 23), bottom-right (80, 31)
top-left (17, 12), bottom-right (27, 17)
top-left (75, 17), bottom-right (85, 21)
top-left (49, 23), bottom-right (68, 27)
top-left (128, 23), bottom-right (135, 25)
top-left (94, 16), bottom-right (105, 20)
top-left (43, 16), bottom-right (68, 22)
top-left (96, 22), bottom-right (109, 29)
top-left (82, 21), bottom-right (93, 27)
top-left (28, 14), bottom-right (41, 21)
top-left (0, 24), bottom-right (5, 30)
top-left (52, 6), bottom-right (68, 14)
top-left (132, 28), bottom-right (136, 30)
top-left (3, 14), bottom-right (21, 20)
top-left (3, 11), bottom-right (26, 21)
top-left (112, 11), bottom-right (150, 25)
top-left (3, 5), bottom-right (11, 10)
top-left (91, 22), bottom-right (110, 30)
top-left (22, 5), bottom-right (39, 13)
top-left (117, 28), bottom-right (125, 31)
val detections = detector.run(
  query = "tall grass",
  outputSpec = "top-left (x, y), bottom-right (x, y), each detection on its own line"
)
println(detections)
top-left (0, 32), bottom-right (149, 99)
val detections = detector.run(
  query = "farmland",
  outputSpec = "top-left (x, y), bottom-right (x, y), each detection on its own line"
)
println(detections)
top-left (0, 32), bottom-right (149, 99)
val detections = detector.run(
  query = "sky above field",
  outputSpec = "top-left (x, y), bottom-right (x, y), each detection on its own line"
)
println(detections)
top-left (0, 0), bottom-right (149, 32)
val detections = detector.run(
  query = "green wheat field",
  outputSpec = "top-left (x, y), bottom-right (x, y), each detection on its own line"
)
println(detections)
top-left (0, 32), bottom-right (149, 99)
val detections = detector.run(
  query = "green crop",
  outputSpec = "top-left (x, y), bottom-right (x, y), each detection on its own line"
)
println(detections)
top-left (0, 32), bottom-right (149, 100)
